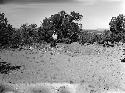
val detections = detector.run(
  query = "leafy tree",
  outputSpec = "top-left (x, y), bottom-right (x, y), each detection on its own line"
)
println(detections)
top-left (0, 12), bottom-right (14, 48)
top-left (93, 33), bottom-right (103, 44)
top-left (79, 31), bottom-right (96, 45)
top-left (109, 14), bottom-right (125, 43)
top-left (38, 26), bottom-right (53, 43)
top-left (101, 30), bottom-right (111, 43)
top-left (10, 28), bottom-right (22, 48)
top-left (109, 14), bottom-right (125, 34)
top-left (27, 24), bottom-right (39, 43)
top-left (19, 23), bottom-right (38, 46)
top-left (39, 10), bottom-right (83, 43)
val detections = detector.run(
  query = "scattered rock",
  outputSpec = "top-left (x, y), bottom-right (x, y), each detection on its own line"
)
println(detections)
top-left (57, 86), bottom-right (70, 93)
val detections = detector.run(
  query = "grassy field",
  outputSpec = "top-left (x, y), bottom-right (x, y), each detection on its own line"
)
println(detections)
top-left (0, 42), bottom-right (125, 93)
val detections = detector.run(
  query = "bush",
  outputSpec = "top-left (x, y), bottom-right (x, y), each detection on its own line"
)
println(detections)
top-left (109, 14), bottom-right (125, 43)
top-left (0, 61), bottom-right (21, 74)
top-left (18, 23), bottom-right (39, 46)
top-left (109, 14), bottom-right (125, 34)
top-left (79, 31), bottom-right (98, 45)
top-left (2, 11), bottom-right (125, 48)
top-left (78, 29), bottom-right (115, 47)
top-left (0, 12), bottom-right (14, 48)
top-left (39, 10), bottom-right (83, 44)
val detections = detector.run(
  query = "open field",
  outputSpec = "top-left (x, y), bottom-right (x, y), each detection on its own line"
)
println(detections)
top-left (0, 42), bottom-right (125, 93)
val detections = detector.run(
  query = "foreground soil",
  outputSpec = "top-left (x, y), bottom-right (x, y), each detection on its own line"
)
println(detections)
top-left (0, 43), bottom-right (125, 92)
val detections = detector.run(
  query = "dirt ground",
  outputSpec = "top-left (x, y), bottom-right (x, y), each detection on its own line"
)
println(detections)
top-left (0, 42), bottom-right (125, 93)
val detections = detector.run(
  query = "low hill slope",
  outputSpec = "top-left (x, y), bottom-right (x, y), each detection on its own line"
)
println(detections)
top-left (0, 43), bottom-right (125, 92)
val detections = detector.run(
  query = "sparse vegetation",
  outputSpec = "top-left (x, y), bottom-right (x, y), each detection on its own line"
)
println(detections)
top-left (38, 10), bottom-right (83, 44)
top-left (0, 61), bottom-right (21, 74)
top-left (109, 14), bottom-right (125, 43)
top-left (0, 12), bottom-right (14, 48)
top-left (1, 11), bottom-right (125, 49)
top-left (0, 10), bottom-right (125, 93)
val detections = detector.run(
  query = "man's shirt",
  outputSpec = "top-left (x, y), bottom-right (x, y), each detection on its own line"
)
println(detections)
top-left (52, 33), bottom-right (57, 40)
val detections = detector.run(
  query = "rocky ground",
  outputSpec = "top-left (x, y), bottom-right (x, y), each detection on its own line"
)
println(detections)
top-left (0, 42), bottom-right (125, 93)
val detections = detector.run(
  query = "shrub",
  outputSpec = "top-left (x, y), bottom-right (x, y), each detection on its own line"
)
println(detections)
top-left (109, 14), bottom-right (125, 43)
top-left (18, 23), bottom-right (39, 46)
top-left (0, 12), bottom-right (14, 48)
top-left (109, 14), bottom-right (125, 34)
top-left (39, 10), bottom-right (83, 44)
top-left (79, 31), bottom-right (98, 45)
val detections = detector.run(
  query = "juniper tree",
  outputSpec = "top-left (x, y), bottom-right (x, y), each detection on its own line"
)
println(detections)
top-left (39, 10), bottom-right (83, 44)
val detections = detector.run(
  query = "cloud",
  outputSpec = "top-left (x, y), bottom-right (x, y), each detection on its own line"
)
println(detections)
top-left (75, 0), bottom-right (97, 5)
top-left (102, 0), bottom-right (122, 2)
top-left (1, 0), bottom-right (74, 4)
top-left (0, 0), bottom-right (4, 4)
top-left (1, 0), bottom-right (122, 4)
top-left (72, 0), bottom-right (122, 5)
top-left (75, 0), bottom-right (122, 3)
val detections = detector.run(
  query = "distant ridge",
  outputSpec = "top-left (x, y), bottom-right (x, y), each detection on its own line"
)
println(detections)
top-left (84, 28), bottom-right (109, 31)
top-left (81, 28), bottom-right (109, 34)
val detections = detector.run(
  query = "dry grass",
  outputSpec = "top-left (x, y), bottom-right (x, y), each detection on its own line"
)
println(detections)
top-left (0, 43), bottom-right (125, 93)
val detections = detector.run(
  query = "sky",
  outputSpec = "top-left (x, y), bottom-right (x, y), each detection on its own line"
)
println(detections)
top-left (0, 0), bottom-right (125, 29)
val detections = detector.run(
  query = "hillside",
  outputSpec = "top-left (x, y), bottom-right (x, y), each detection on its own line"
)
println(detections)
top-left (0, 43), bottom-right (125, 93)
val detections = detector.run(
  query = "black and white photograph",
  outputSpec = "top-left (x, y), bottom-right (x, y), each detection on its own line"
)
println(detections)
top-left (0, 0), bottom-right (125, 93)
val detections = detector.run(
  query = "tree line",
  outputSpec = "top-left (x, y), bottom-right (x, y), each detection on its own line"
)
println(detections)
top-left (0, 10), bottom-right (125, 49)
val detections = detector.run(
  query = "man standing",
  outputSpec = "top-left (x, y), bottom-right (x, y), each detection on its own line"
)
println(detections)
top-left (50, 31), bottom-right (57, 48)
